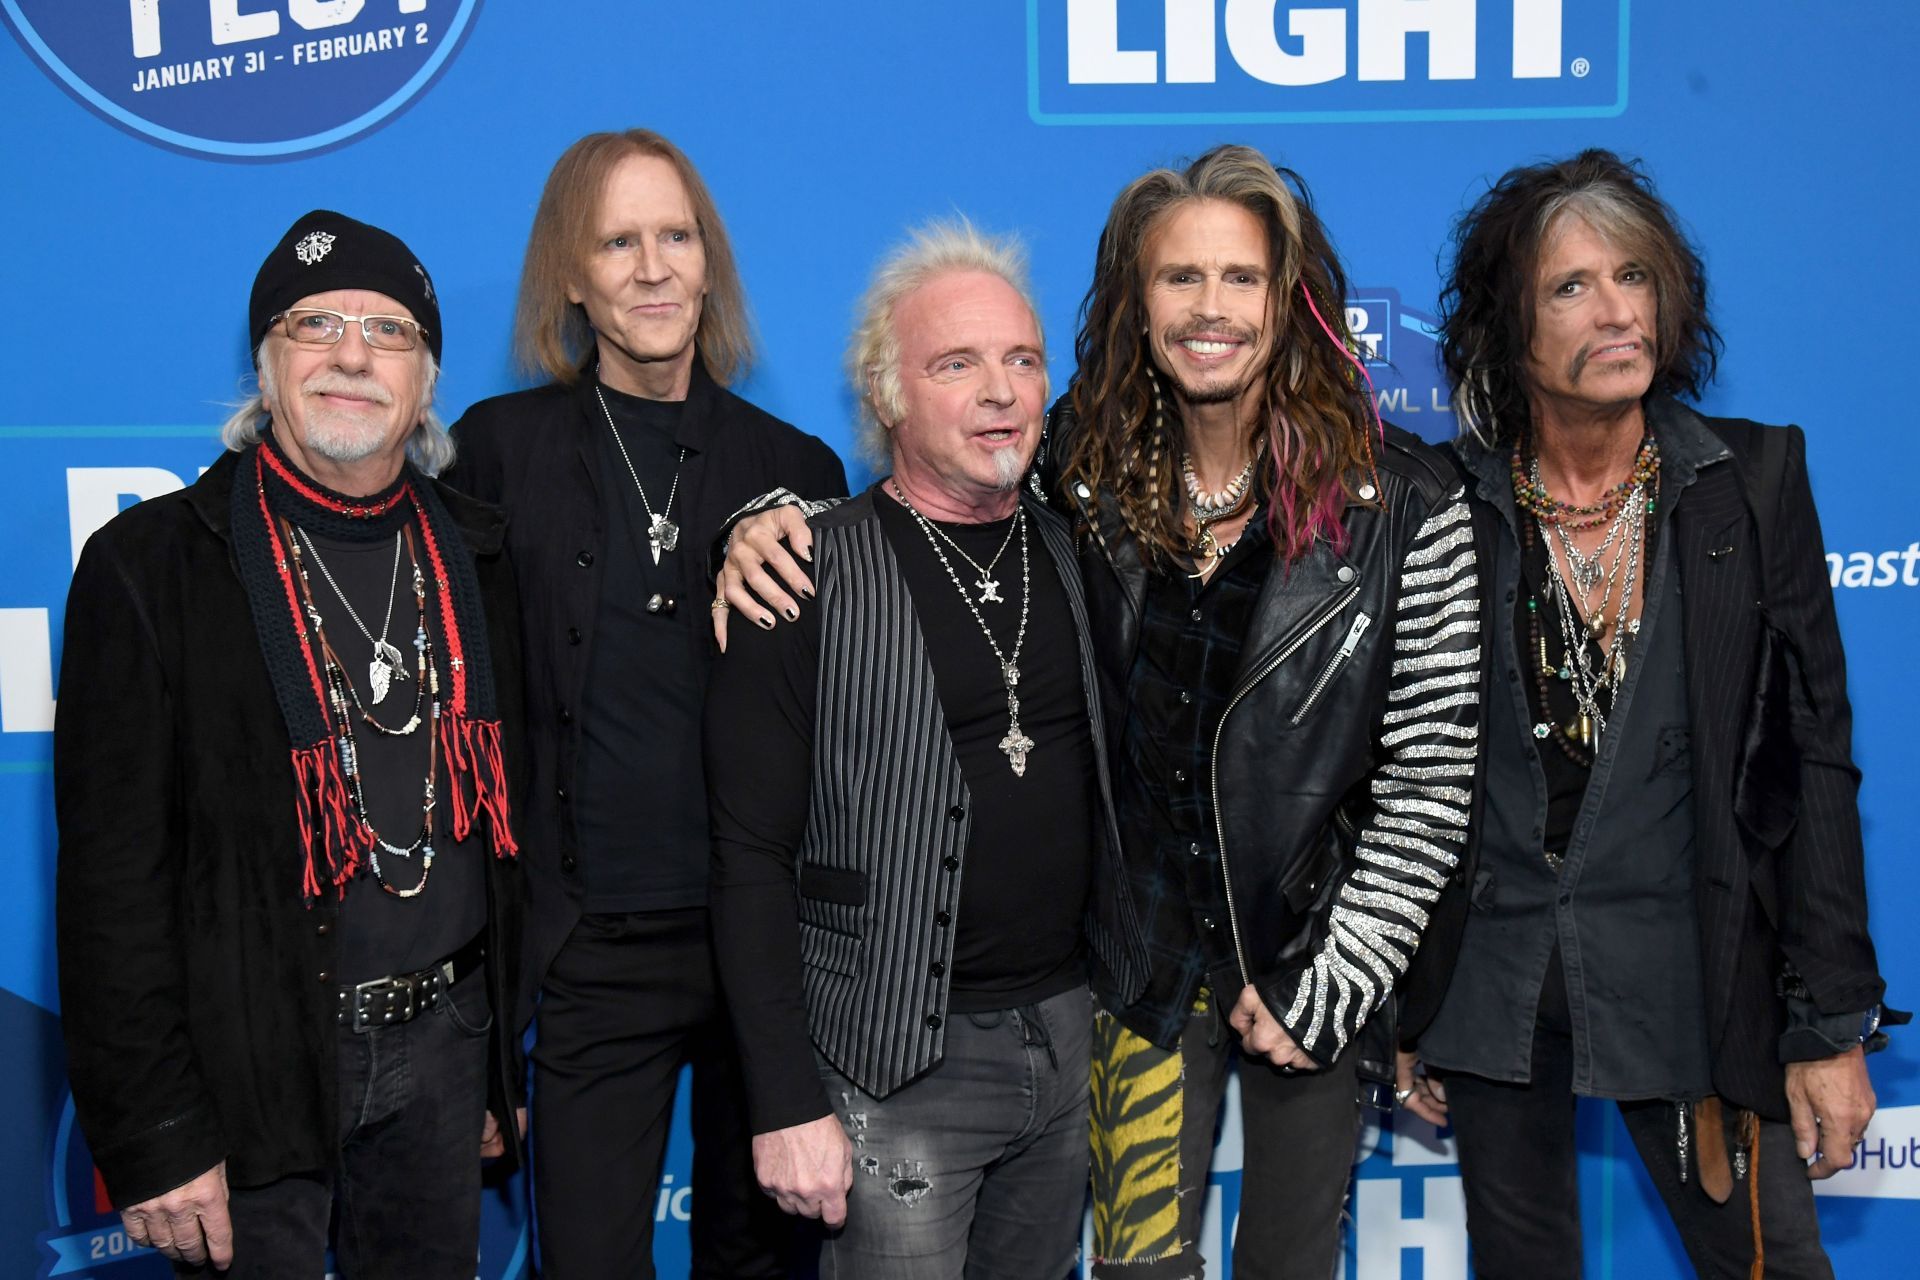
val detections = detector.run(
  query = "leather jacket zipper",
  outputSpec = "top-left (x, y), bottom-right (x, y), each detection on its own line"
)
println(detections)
top-left (1290, 611), bottom-right (1373, 725)
top-left (1211, 582), bottom-right (1362, 986)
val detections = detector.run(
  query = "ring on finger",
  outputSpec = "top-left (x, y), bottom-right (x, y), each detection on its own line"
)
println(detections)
top-left (710, 597), bottom-right (730, 613)
top-left (1394, 1087), bottom-right (1415, 1107)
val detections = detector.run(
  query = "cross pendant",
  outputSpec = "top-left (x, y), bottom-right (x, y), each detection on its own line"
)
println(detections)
top-left (977, 577), bottom-right (1004, 604)
top-left (999, 722), bottom-right (1035, 777)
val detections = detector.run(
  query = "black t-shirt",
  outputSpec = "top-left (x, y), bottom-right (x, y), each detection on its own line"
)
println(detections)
top-left (708, 488), bottom-right (1095, 1014)
top-left (572, 384), bottom-right (710, 911)
top-left (299, 525), bottom-right (486, 984)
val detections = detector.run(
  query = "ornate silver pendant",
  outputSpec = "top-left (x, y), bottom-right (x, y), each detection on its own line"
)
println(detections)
top-left (977, 577), bottom-right (1004, 604)
top-left (368, 640), bottom-right (408, 705)
top-left (648, 515), bottom-right (680, 565)
top-left (999, 721), bottom-right (1036, 777)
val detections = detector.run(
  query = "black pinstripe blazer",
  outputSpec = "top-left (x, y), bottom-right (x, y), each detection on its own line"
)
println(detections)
top-left (1434, 401), bottom-right (1884, 1118)
top-left (1675, 407), bottom-right (1882, 1116)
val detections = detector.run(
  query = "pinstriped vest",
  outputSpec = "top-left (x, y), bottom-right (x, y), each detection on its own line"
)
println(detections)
top-left (796, 488), bottom-right (1143, 1099)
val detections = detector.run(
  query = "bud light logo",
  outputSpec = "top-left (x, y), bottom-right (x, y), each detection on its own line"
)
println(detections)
top-left (0, 0), bottom-right (483, 161)
top-left (1348, 288), bottom-right (1455, 440)
top-left (1029, 0), bottom-right (1629, 125)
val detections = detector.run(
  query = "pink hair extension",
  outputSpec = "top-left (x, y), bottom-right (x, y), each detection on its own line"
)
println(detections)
top-left (1265, 417), bottom-right (1345, 562)
top-left (1256, 280), bottom-right (1386, 561)
top-left (1297, 280), bottom-right (1385, 449)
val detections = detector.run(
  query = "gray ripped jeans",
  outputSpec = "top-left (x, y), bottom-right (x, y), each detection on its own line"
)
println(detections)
top-left (815, 984), bottom-right (1092, 1280)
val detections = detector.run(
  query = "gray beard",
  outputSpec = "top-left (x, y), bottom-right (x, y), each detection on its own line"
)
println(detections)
top-left (301, 412), bottom-right (391, 463)
top-left (988, 442), bottom-right (1029, 491)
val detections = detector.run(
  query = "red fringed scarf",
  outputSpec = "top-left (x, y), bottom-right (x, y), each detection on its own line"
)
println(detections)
top-left (235, 438), bottom-right (517, 902)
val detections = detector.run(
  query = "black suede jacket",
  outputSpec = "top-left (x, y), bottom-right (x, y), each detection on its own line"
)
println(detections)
top-left (54, 449), bottom-right (527, 1206)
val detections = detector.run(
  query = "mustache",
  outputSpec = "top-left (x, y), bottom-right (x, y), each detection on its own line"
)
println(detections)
top-left (1568, 334), bottom-right (1655, 383)
top-left (302, 371), bottom-right (393, 405)
top-left (1166, 321), bottom-right (1260, 346)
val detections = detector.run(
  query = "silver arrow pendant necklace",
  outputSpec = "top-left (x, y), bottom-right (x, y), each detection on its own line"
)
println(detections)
top-left (596, 383), bottom-right (685, 565)
top-left (294, 527), bottom-right (409, 704)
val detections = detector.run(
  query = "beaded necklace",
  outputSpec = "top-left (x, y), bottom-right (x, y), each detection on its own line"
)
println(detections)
top-left (1511, 434), bottom-right (1660, 530)
top-left (284, 518), bottom-right (441, 898)
top-left (1519, 469), bottom-right (1661, 767)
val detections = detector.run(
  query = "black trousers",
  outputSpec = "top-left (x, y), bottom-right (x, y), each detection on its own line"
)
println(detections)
top-left (1437, 960), bottom-right (1834, 1280)
top-left (171, 968), bottom-right (493, 1279)
top-left (531, 907), bottom-right (791, 1279)
top-left (1091, 992), bottom-right (1362, 1280)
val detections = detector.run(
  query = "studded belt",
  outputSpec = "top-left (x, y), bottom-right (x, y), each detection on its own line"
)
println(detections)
top-left (335, 933), bottom-right (486, 1033)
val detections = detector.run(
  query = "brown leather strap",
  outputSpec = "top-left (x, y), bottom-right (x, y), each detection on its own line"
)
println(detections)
top-left (1745, 1109), bottom-right (1764, 1279)
top-left (1695, 1096), bottom-right (1734, 1204)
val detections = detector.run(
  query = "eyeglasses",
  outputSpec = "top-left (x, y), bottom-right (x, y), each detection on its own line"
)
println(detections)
top-left (271, 308), bottom-right (427, 352)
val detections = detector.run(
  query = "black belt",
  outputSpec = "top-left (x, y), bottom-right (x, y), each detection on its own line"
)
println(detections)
top-left (335, 933), bottom-right (487, 1033)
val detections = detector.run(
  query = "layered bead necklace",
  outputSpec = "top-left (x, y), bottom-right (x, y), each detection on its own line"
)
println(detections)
top-left (285, 520), bottom-right (442, 897)
top-left (1513, 436), bottom-right (1661, 763)
top-left (1182, 452), bottom-right (1256, 575)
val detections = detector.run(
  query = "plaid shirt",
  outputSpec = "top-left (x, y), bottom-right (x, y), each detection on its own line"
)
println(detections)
top-left (1104, 518), bottom-right (1274, 1049)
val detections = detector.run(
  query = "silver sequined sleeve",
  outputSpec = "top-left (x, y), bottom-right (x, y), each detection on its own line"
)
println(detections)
top-left (1278, 490), bottom-right (1481, 1062)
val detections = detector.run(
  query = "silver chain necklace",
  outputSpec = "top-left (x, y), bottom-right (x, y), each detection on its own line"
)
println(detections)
top-left (595, 383), bottom-right (686, 565)
top-left (1538, 496), bottom-right (1645, 747)
top-left (890, 482), bottom-right (1035, 776)
top-left (915, 511), bottom-right (1020, 604)
top-left (294, 527), bottom-right (409, 705)
top-left (1529, 457), bottom-right (1635, 602)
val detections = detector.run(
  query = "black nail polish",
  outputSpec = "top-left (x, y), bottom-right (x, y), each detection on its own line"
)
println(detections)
top-left (784, 607), bottom-right (798, 621)
top-left (800, 588), bottom-right (815, 600)
top-left (758, 616), bottom-right (775, 630)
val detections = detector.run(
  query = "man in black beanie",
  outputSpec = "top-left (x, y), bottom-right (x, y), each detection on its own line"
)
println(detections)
top-left (56, 210), bottom-right (527, 1277)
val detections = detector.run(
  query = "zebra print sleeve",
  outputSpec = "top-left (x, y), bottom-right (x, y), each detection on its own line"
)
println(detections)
top-left (1277, 490), bottom-right (1481, 1063)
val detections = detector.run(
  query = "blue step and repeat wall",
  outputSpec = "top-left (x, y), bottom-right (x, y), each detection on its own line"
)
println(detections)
top-left (2, 2), bottom-right (1915, 1276)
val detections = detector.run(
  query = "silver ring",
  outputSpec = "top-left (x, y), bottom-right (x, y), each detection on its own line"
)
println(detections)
top-left (1394, 1087), bottom-right (1415, 1107)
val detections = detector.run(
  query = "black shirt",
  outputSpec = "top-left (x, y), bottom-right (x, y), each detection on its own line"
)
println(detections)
top-left (706, 487), bottom-right (1095, 1022)
top-left (1105, 517), bottom-right (1274, 1048)
top-left (1512, 504), bottom-right (1663, 856)
top-left (572, 385), bottom-right (709, 912)
top-left (300, 525), bottom-right (486, 984)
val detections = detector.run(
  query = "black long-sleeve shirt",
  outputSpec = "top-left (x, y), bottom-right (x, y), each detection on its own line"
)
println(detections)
top-left (705, 487), bottom-right (1095, 1131)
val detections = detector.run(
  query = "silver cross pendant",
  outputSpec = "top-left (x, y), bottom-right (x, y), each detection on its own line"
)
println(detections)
top-left (999, 722), bottom-right (1036, 777)
top-left (977, 577), bottom-right (1004, 604)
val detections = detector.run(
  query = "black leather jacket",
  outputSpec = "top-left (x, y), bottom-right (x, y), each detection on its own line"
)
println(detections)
top-left (1046, 409), bottom-right (1482, 1068)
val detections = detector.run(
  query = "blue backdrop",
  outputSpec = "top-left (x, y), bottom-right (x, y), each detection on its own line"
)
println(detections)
top-left (3, 3), bottom-right (1914, 1275)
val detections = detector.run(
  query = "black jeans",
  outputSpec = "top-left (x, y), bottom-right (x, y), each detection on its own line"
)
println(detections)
top-left (531, 907), bottom-right (789, 1279)
top-left (172, 967), bottom-right (494, 1279)
top-left (1090, 990), bottom-right (1361, 1280)
top-left (1438, 961), bottom-right (1834, 1280)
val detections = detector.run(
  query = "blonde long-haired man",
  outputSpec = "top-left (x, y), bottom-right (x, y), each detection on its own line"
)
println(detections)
top-left (445, 129), bottom-right (845, 1278)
